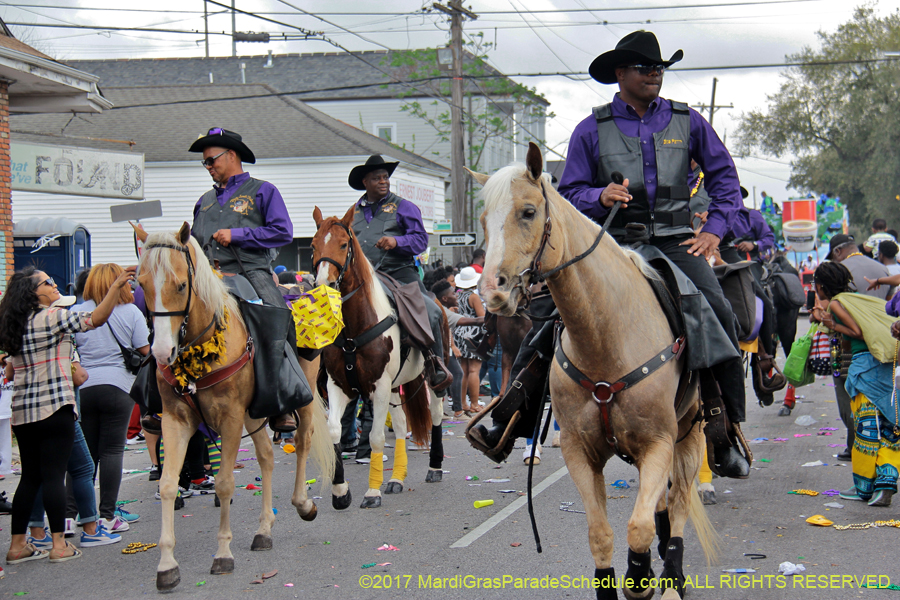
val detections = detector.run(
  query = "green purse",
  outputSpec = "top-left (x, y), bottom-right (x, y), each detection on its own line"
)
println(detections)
top-left (783, 323), bottom-right (817, 387)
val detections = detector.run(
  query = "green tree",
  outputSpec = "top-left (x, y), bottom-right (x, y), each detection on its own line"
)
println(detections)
top-left (382, 35), bottom-right (553, 231)
top-left (734, 6), bottom-right (900, 231)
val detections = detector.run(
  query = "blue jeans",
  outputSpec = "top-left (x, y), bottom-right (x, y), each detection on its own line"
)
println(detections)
top-left (479, 345), bottom-right (503, 397)
top-left (28, 419), bottom-right (98, 528)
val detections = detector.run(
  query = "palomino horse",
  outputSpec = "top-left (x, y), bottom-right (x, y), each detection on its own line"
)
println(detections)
top-left (312, 206), bottom-right (444, 509)
top-left (472, 144), bottom-right (716, 600)
top-left (135, 223), bottom-right (335, 591)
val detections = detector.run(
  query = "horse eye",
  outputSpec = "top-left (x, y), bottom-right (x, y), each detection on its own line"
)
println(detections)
top-left (523, 208), bottom-right (536, 220)
top-left (340, 243), bottom-right (348, 250)
top-left (177, 282), bottom-right (187, 293)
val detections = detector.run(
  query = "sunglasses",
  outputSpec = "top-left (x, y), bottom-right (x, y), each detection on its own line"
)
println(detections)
top-left (630, 64), bottom-right (666, 75)
top-left (201, 149), bottom-right (228, 168)
top-left (35, 277), bottom-right (56, 289)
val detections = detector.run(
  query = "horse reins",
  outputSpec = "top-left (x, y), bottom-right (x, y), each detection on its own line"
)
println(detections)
top-left (517, 174), bottom-right (624, 321)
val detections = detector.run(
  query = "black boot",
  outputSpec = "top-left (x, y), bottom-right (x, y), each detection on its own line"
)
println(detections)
top-left (702, 386), bottom-right (750, 479)
top-left (594, 567), bottom-right (619, 600)
top-left (270, 412), bottom-right (297, 433)
top-left (424, 353), bottom-right (452, 392)
top-left (141, 414), bottom-right (162, 435)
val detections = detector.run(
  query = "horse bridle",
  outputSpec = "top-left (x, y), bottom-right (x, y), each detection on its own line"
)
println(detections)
top-left (312, 222), bottom-right (361, 302)
top-left (513, 177), bottom-right (622, 318)
top-left (143, 242), bottom-right (217, 357)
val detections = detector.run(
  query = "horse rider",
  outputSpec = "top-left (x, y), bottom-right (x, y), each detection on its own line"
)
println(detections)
top-left (693, 183), bottom-right (786, 404)
top-left (346, 154), bottom-right (452, 392)
top-left (470, 30), bottom-right (751, 479)
top-left (188, 127), bottom-right (297, 433)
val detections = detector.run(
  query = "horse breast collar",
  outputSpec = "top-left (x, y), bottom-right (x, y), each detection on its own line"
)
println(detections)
top-left (555, 331), bottom-right (686, 463)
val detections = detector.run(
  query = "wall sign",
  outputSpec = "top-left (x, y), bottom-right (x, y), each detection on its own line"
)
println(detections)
top-left (11, 141), bottom-right (144, 199)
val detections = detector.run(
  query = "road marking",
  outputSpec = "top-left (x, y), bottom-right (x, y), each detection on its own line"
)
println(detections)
top-left (450, 465), bottom-right (568, 548)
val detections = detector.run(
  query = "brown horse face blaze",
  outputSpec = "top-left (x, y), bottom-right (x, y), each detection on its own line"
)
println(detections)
top-left (311, 206), bottom-right (355, 288)
top-left (471, 145), bottom-right (548, 317)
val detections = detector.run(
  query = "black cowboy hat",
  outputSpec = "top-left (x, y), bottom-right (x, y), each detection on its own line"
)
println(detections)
top-left (189, 127), bottom-right (256, 164)
top-left (589, 31), bottom-right (683, 85)
top-left (348, 155), bottom-right (399, 191)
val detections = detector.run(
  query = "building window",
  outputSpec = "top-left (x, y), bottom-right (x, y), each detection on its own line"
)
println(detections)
top-left (373, 123), bottom-right (396, 143)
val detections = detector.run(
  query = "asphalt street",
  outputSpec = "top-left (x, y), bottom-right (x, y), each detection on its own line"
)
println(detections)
top-left (1, 322), bottom-right (898, 600)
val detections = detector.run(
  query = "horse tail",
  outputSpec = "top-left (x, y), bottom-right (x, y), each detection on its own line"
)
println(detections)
top-left (688, 480), bottom-right (719, 566)
top-left (309, 391), bottom-right (336, 492)
top-left (401, 373), bottom-right (431, 446)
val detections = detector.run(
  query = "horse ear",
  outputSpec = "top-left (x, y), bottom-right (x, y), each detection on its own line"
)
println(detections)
top-left (341, 205), bottom-right (355, 227)
top-left (129, 221), bottom-right (148, 243)
top-left (313, 206), bottom-right (323, 228)
top-left (177, 222), bottom-right (191, 245)
top-left (525, 141), bottom-right (543, 181)
top-left (464, 167), bottom-right (490, 187)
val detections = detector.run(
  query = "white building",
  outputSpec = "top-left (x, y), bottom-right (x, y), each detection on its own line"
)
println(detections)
top-left (11, 83), bottom-right (449, 271)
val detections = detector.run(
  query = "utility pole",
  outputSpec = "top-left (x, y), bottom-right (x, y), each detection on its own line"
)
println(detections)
top-left (691, 77), bottom-right (733, 128)
top-left (231, 0), bottom-right (236, 57)
top-left (433, 1), bottom-right (477, 263)
top-left (203, 0), bottom-right (209, 58)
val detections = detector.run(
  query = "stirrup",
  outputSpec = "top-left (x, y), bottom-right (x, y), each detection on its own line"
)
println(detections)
top-left (465, 396), bottom-right (519, 463)
top-left (705, 422), bottom-right (752, 479)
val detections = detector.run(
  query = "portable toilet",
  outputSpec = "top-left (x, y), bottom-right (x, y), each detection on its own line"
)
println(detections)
top-left (14, 217), bottom-right (91, 295)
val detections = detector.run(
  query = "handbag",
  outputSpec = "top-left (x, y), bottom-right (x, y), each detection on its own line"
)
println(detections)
top-left (107, 323), bottom-right (144, 376)
top-left (783, 323), bottom-right (817, 387)
top-left (807, 330), bottom-right (833, 376)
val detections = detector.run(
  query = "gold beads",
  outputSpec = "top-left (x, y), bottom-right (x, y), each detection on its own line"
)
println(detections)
top-left (122, 542), bottom-right (157, 554)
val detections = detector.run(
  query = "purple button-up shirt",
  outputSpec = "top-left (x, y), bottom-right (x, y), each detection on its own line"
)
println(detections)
top-left (558, 93), bottom-right (742, 240)
top-left (731, 208), bottom-right (775, 258)
top-left (356, 193), bottom-right (429, 256)
top-left (192, 172), bottom-right (293, 249)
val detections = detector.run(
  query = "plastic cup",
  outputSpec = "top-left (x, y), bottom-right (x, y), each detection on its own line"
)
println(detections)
top-left (283, 443), bottom-right (296, 454)
top-left (473, 499), bottom-right (494, 508)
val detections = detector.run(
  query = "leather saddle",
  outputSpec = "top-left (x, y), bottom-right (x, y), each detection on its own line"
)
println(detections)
top-left (375, 271), bottom-right (434, 351)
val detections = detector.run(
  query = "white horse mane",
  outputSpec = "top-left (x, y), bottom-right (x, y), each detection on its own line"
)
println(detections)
top-left (478, 162), bottom-right (659, 281)
top-left (139, 231), bottom-right (243, 326)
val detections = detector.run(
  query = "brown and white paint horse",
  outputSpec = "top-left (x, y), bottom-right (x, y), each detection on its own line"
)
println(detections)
top-left (312, 206), bottom-right (444, 509)
top-left (135, 223), bottom-right (335, 591)
top-left (472, 144), bottom-right (717, 600)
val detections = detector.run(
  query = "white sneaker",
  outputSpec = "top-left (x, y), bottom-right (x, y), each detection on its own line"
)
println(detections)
top-left (523, 443), bottom-right (542, 464)
top-left (64, 518), bottom-right (76, 538)
top-left (99, 516), bottom-right (130, 533)
top-left (355, 455), bottom-right (389, 464)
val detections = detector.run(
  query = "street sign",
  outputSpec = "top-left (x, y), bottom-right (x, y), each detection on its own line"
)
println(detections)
top-left (433, 219), bottom-right (452, 232)
top-left (439, 232), bottom-right (476, 247)
top-left (110, 199), bottom-right (162, 223)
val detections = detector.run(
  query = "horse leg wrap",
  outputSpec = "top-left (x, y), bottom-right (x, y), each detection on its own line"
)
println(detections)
top-left (593, 567), bottom-right (619, 600)
top-left (655, 509), bottom-right (671, 560)
top-left (368, 452), bottom-right (384, 490)
top-left (429, 425), bottom-right (443, 470)
top-left (660, 537), bottom-right (686, 599)
top-left (624, 548), bottom-right (654, 596)
top-left (332, 444), bottom-right (345, 485)
top-left (392, 439), bottom-right (408, 482)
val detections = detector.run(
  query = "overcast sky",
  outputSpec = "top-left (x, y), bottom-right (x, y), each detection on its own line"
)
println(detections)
top-left (4, 0), bottom-right (892, 207)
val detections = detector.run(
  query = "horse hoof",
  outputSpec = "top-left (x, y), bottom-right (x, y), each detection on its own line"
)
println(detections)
top-left (332, 490), bottom-right (352, 510)
top-left (425, 469), bottom-right (442, 483)
top-left (701, 490), bottom-right (717, 505)
top-left (299, 503), bottom-right (318, 522)
top-left (623, 588), bottom-right (655, 600)
top-left (360, 495), bottom-right (382, 509)
top-left (250, 534), bottom-right (273, 551)
top-left (156, 567), bottom-right (181, 592)
top-left (384, 481), bottom-right (403, 494)
top-left (210, 557), bottom-right (234, 575)
top-left (659, 568), bottom-right (685, 599)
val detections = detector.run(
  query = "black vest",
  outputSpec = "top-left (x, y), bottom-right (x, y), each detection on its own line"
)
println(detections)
top-left (352, 193), bottom-right (416, 274)
top-left (592, 101), bottom-right (693, 239)
top-left (193, 176), bottom-right (273, 272)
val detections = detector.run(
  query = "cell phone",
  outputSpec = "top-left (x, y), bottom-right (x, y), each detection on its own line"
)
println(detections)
top-left (806, 290), bottom-right (816, 311)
